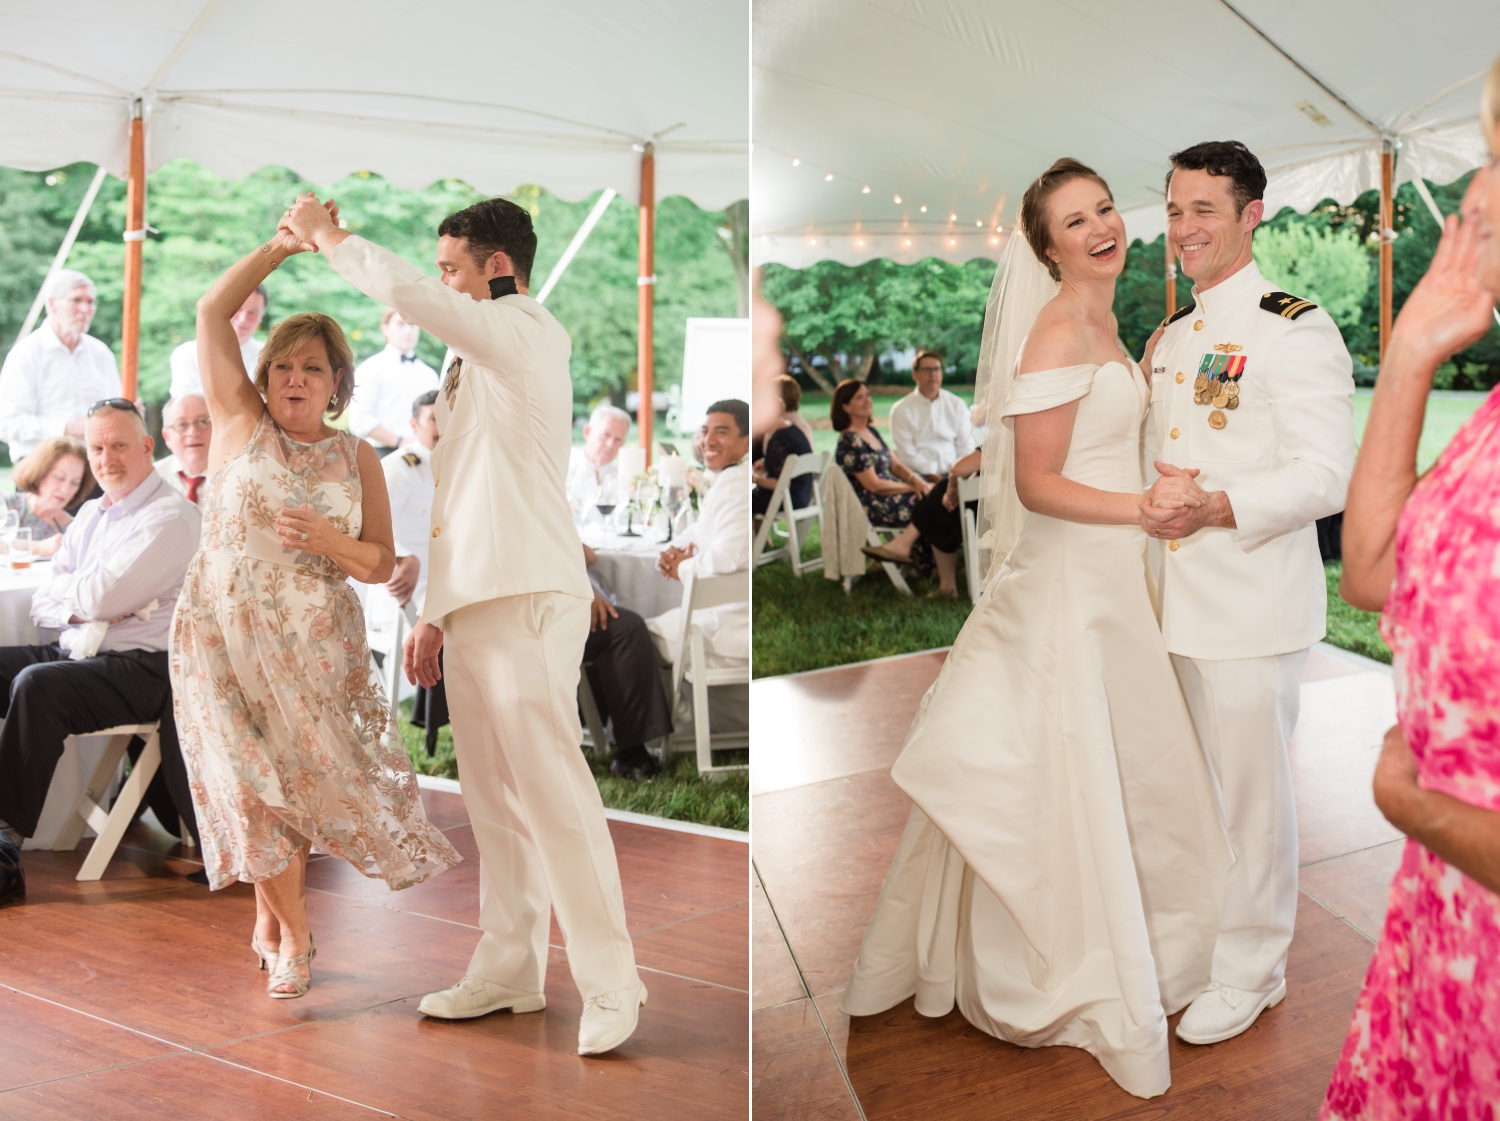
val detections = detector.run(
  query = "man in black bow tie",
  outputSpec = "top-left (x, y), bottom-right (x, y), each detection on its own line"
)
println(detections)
top-left (347, 307), bottom-right (439, 456)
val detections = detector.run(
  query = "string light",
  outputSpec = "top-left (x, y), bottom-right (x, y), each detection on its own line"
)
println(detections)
top-left (893, 194), bottom-right (901, 203)
top-left (975, 220), bottom-right (982, 227)
top-left (824, 173), bottom-right (833, 182)
top-left (861, 185), bottom-right (870, 193)
top-left (792, 157), bottom-right (800, 166)
top-left (949, 213), bottom-right (957, 221)
top-left (919, 205), bottom-right (927, 213)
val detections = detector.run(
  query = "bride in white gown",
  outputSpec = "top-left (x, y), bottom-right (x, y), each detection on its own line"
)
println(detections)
top-left (840, 160), bottom-right (1230, 1100)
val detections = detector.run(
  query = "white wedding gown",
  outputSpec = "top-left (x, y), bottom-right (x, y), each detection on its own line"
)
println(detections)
top-left (840, 360), bottom-right (1230, 1099)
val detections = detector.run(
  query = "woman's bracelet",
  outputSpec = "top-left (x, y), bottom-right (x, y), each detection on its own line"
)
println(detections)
top-left (258, 241), bottom-right (281, 269)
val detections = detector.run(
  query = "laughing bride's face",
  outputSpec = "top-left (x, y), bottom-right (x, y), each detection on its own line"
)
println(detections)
top-left (1044, 178), bottom-right (1127, 285)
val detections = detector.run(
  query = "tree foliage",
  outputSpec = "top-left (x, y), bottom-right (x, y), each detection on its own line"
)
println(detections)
top-left (1253, 222), bottom-right (1370, 329)
top-left (0, 161), bottom-right (741, 411)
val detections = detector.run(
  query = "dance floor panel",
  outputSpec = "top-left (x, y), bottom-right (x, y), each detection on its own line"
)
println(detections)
top-left (0, 789), bottom-right (748, 1120)
top-left (753, 643), bottom-right (1393, 1120)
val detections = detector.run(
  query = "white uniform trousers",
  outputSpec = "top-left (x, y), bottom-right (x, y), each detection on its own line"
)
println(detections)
top-left (443, 591), bottom-right (639, 1000)
top-left (1170, 648), bottom-right (1309, 994)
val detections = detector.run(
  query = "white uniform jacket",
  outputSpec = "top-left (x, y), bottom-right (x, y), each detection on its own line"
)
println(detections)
top-left (382, 441), bottom-right (435, 611)
top-left (328, 236), bottom-right (591, 626)
top-left (1148, 261), bottom-right (1355, 661)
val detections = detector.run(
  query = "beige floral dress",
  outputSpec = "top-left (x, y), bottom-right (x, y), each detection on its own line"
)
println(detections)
top-left (170, 411), bottom-right (461, 890)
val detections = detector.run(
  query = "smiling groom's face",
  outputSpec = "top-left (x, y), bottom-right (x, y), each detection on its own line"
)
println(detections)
top-left (1166, 167), bottom-right (1263, 290)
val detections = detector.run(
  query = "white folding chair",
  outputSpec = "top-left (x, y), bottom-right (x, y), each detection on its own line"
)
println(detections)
top-left (752, 451), bottom-right (829, 576)
top-left (861, 524), bottom-right (913, 596)
top-left (49, 722), bottom-right (168, 881)
top-left (670, 569), bottom-right (750, 779)
top-left (958, 474), bottom-right (986, 605)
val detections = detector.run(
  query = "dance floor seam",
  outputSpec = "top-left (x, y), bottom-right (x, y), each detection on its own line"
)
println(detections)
top-left (753, 643), bottom-right (1398, 1119)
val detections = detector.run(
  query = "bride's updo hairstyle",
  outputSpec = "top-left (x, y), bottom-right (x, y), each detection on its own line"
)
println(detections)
top-left (253, 312), bottom-right (357, 419)
top-left (1020, 158), bottom-right (1114, 282)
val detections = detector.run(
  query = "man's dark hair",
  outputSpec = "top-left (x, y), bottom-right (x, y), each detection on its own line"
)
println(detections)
top-left (912, 349), bottom-right (944, 373)
top-left (438, 197), bottom-right (538, 285)
top-left (412, 389), bottom-right (439, 418)
top-left (706, 398), bottom-right (749, 436)
top-left (1167, 141), bottom-right (1267, 217)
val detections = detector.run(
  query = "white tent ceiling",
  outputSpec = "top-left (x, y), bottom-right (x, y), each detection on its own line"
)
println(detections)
top-left (753, 0), bottom-right (1498, 267)
top-left (0, 0), bottom-right (749, 209)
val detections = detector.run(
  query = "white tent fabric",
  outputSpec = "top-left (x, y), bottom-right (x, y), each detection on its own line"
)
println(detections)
top-left (0, 0), bottom-right (748, 209)
top-left (753, 0), bottom-right (1498, 267)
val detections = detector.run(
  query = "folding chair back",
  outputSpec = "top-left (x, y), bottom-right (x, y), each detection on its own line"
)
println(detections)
top-left (670, 569), bottom-right (750, 778)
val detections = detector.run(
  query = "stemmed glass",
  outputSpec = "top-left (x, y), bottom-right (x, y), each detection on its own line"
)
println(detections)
top-left (594, 481), bottom-right (619, 534)
top-left (660, 482), bottom-right (687, 543)
top-left (0, 508), bottom-right (18, 563)
top-left (637, 475), bottom-right (660, 538)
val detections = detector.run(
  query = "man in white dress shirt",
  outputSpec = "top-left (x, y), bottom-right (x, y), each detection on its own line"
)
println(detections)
top-left (0, 402), bottom-right (201, 905)
top-left (283, 190), bottom-right (645, 1055)
top-left (348, 309), bottom-right (439, 455)
top-left (167, 287), bottom-right (265, 400)
top-left (1140, 141), bottom-right (1356, 1045)
top-left (647, 401), bottom-right (751, 669)
top-left (382, 389), bottom-right (439, 611)
top-left (566, 403), bottom-right (630, 512)
top-left (888, 349), bottom-right (975, 481)
top-left (153, 394), bottom-right (212, 504)
top-left (0, 270), bottom-right (122, 460)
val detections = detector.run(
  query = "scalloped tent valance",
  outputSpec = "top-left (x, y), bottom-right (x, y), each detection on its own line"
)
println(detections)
top-left (753, 0), bottom-right (1497, 268)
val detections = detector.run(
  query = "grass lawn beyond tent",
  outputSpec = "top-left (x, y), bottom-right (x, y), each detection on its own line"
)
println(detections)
top-left (755, 388), bottom-right (1488, 680)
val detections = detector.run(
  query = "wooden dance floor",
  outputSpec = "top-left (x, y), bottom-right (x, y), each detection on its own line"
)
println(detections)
top-left (0, 788), bottom-right (748, 1120)
top-left (752, 643), bottom-right (1401, 1121)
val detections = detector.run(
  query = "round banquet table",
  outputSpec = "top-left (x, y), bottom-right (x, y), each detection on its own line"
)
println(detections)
top-left (0, 558), bottom-right (55, 646)
top-left (579, 518), bottom-right (689, 620)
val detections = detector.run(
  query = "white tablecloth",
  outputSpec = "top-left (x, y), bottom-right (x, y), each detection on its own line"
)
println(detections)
top-left (581, 524), bottom-right (685, 621)
top-left (0, 559), bottom-right (54, 646)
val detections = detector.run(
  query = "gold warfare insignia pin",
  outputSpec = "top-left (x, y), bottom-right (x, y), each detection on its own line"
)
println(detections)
top-left (443, 355), bottom-right (463, 407)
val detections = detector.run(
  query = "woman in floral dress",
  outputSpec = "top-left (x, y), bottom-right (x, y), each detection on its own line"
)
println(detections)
top-left (1324, 59), bottom-right (1500, 1118)
top-left (831, 378), bottom-right (963, 593)
top-left (173, 210), bottom-right (460, 1000)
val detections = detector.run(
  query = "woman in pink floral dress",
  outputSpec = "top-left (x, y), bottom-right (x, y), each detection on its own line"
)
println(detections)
top-left (174, 212), bottom-right (459, 1000)
top-left (1324, 57), bottom-right (1500, 1119)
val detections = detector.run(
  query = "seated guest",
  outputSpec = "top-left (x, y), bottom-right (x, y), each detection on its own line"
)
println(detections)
top-left (0, 270), bottom-right (122, 460)
top-left (348, 308), bottom-right (439, 456)
top-left (648, 400), bottom-right (751, 670)
top-left (583, 544), bottom-right (673, 781)
top-left (567, 403), bottom-right (631, 511)
top-left (832, 379), bottom-right (962, 598)
top-left (1321, 69), bottom-right (1500, 1118)
top-left (0, 400), bottom-right (201, 905)
top-left (4, 437), bottom-right (93, 558)
top-left (752, 376), bottom-right (814, 518)
top-left (889, 348), bottom-right (976, 482)
top-left (154, 394), bottom-right (212, 504)
top-left (169, 287), bottom-right (266, 400)
top-left (778, 375), bottom-right (815, 446)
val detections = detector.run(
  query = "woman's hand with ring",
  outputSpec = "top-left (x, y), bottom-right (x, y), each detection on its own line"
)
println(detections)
top-left (275, 505), bottom-right (340, 556)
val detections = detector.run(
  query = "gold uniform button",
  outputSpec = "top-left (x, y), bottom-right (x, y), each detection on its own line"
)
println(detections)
top-left (1168, 540), bottom-right (1180, 552)
top-left (1170, 428), bottom-right (1180, 439)
top-left (1193, 319), bottom-right (1204, 331)
top-left (1175, 372), bottom-right (1184, 384)
top-left (431, 528), bottom-right (441, 538)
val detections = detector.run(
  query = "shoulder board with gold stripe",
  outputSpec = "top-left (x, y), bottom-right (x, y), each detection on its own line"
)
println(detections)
top-left (1159, 303), bottom-right (1194, 330)
top-left (401, 452), bottom-right (420, 467)
top-left (1259, 291), bottom-right (1318, 320)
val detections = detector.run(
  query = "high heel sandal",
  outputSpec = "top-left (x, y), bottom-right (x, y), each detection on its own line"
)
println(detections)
top-left (267, 937), bottom-right (316, 1000)
top-left (251, 938), bottom-right (278, 972)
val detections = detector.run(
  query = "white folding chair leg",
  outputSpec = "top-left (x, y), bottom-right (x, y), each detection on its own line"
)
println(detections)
top-left (578, 667), bottom-right (610, 753)
top-left (690, 626), bottom-right (713, 776)
top-left (74, 728), bottom-right (161, 882)
top-left (179, 815), bottom-right (196, 849)
top-left (51, 733), bottom-right (132, 853)
top-left (868, 528), bottom-right (913, 596)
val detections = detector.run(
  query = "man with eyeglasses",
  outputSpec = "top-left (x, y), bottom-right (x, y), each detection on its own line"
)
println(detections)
top-left (154, 395), bottom-right (212, 504)
top-left (0, 270), bottom-right (122, 461)
top-left (0, 400), bottom-right (201, 906)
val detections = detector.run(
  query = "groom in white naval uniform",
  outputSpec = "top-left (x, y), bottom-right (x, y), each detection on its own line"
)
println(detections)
top-left (281, 193), bottom-right (644, 1056)
top-left (1141, 141), bottom-right (1355, 1044)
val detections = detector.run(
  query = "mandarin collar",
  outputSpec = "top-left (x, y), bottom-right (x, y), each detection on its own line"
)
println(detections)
top-left (1194, 259), bottom-right (1267, 319)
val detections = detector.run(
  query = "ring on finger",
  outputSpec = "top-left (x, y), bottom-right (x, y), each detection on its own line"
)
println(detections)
top-left (300, 531), bottom-right (307, 540)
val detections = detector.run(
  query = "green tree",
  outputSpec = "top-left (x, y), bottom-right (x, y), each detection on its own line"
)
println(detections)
top-left (1253, 221), bottom-right (1371, 328)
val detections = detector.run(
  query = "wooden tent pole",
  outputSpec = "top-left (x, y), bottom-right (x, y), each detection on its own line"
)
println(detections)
top-left (1378, 143), bottom-right (1394, 364)
top-left (637, 142), bottom-right (656, 465)
top-left (1165, 233), bottom-right (1176, 318)
top-left (121, 102), bottom-right (146, 400)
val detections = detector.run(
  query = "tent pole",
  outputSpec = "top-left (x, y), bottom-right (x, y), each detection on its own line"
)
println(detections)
top-left (1379, 143), bottom-right (1394, 364)
top-left (121, 101), bottom-right (146, 400)
top-left (636, 142), bottom-right (656, 465)
top-left (1165, 234), bottom-right (1176, 319)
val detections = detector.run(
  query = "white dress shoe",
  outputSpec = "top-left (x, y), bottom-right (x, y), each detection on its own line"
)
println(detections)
top-left (577, 981), bottom-right (648, 1055)
top-left (1175, 978), bottom-right (1287, 1044)
top-left (418, 976), bottom-right (546, 1020)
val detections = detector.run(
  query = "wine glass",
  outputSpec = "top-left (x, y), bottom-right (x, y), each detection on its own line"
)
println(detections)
top-left (637, 475), bottom-right (660, 535)
top-left (594, 482), bottom-right (619, 533)
top-left (661, 483), bottom-right (687, 543)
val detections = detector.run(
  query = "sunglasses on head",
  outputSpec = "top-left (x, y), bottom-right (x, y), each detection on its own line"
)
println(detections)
top-left (87, 398), bottom-right (137, 417)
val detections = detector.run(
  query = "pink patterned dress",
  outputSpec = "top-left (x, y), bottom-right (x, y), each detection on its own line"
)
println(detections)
top-left (1323, 388), bottom-right (1500, 1120)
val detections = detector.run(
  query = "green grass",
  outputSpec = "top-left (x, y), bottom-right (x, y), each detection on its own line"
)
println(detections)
top-left (1323, 560), bottom-right (1391, 664)
top-left (1351, 390), bottom-right (1486, 475)
top-left (392, 699), bottom-right (747, 832)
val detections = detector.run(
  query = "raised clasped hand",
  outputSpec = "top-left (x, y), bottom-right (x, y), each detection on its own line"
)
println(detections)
top-left (276, 193), bottom-right (341, 253)
top-left (275, 505), bottom-right (339, 556)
